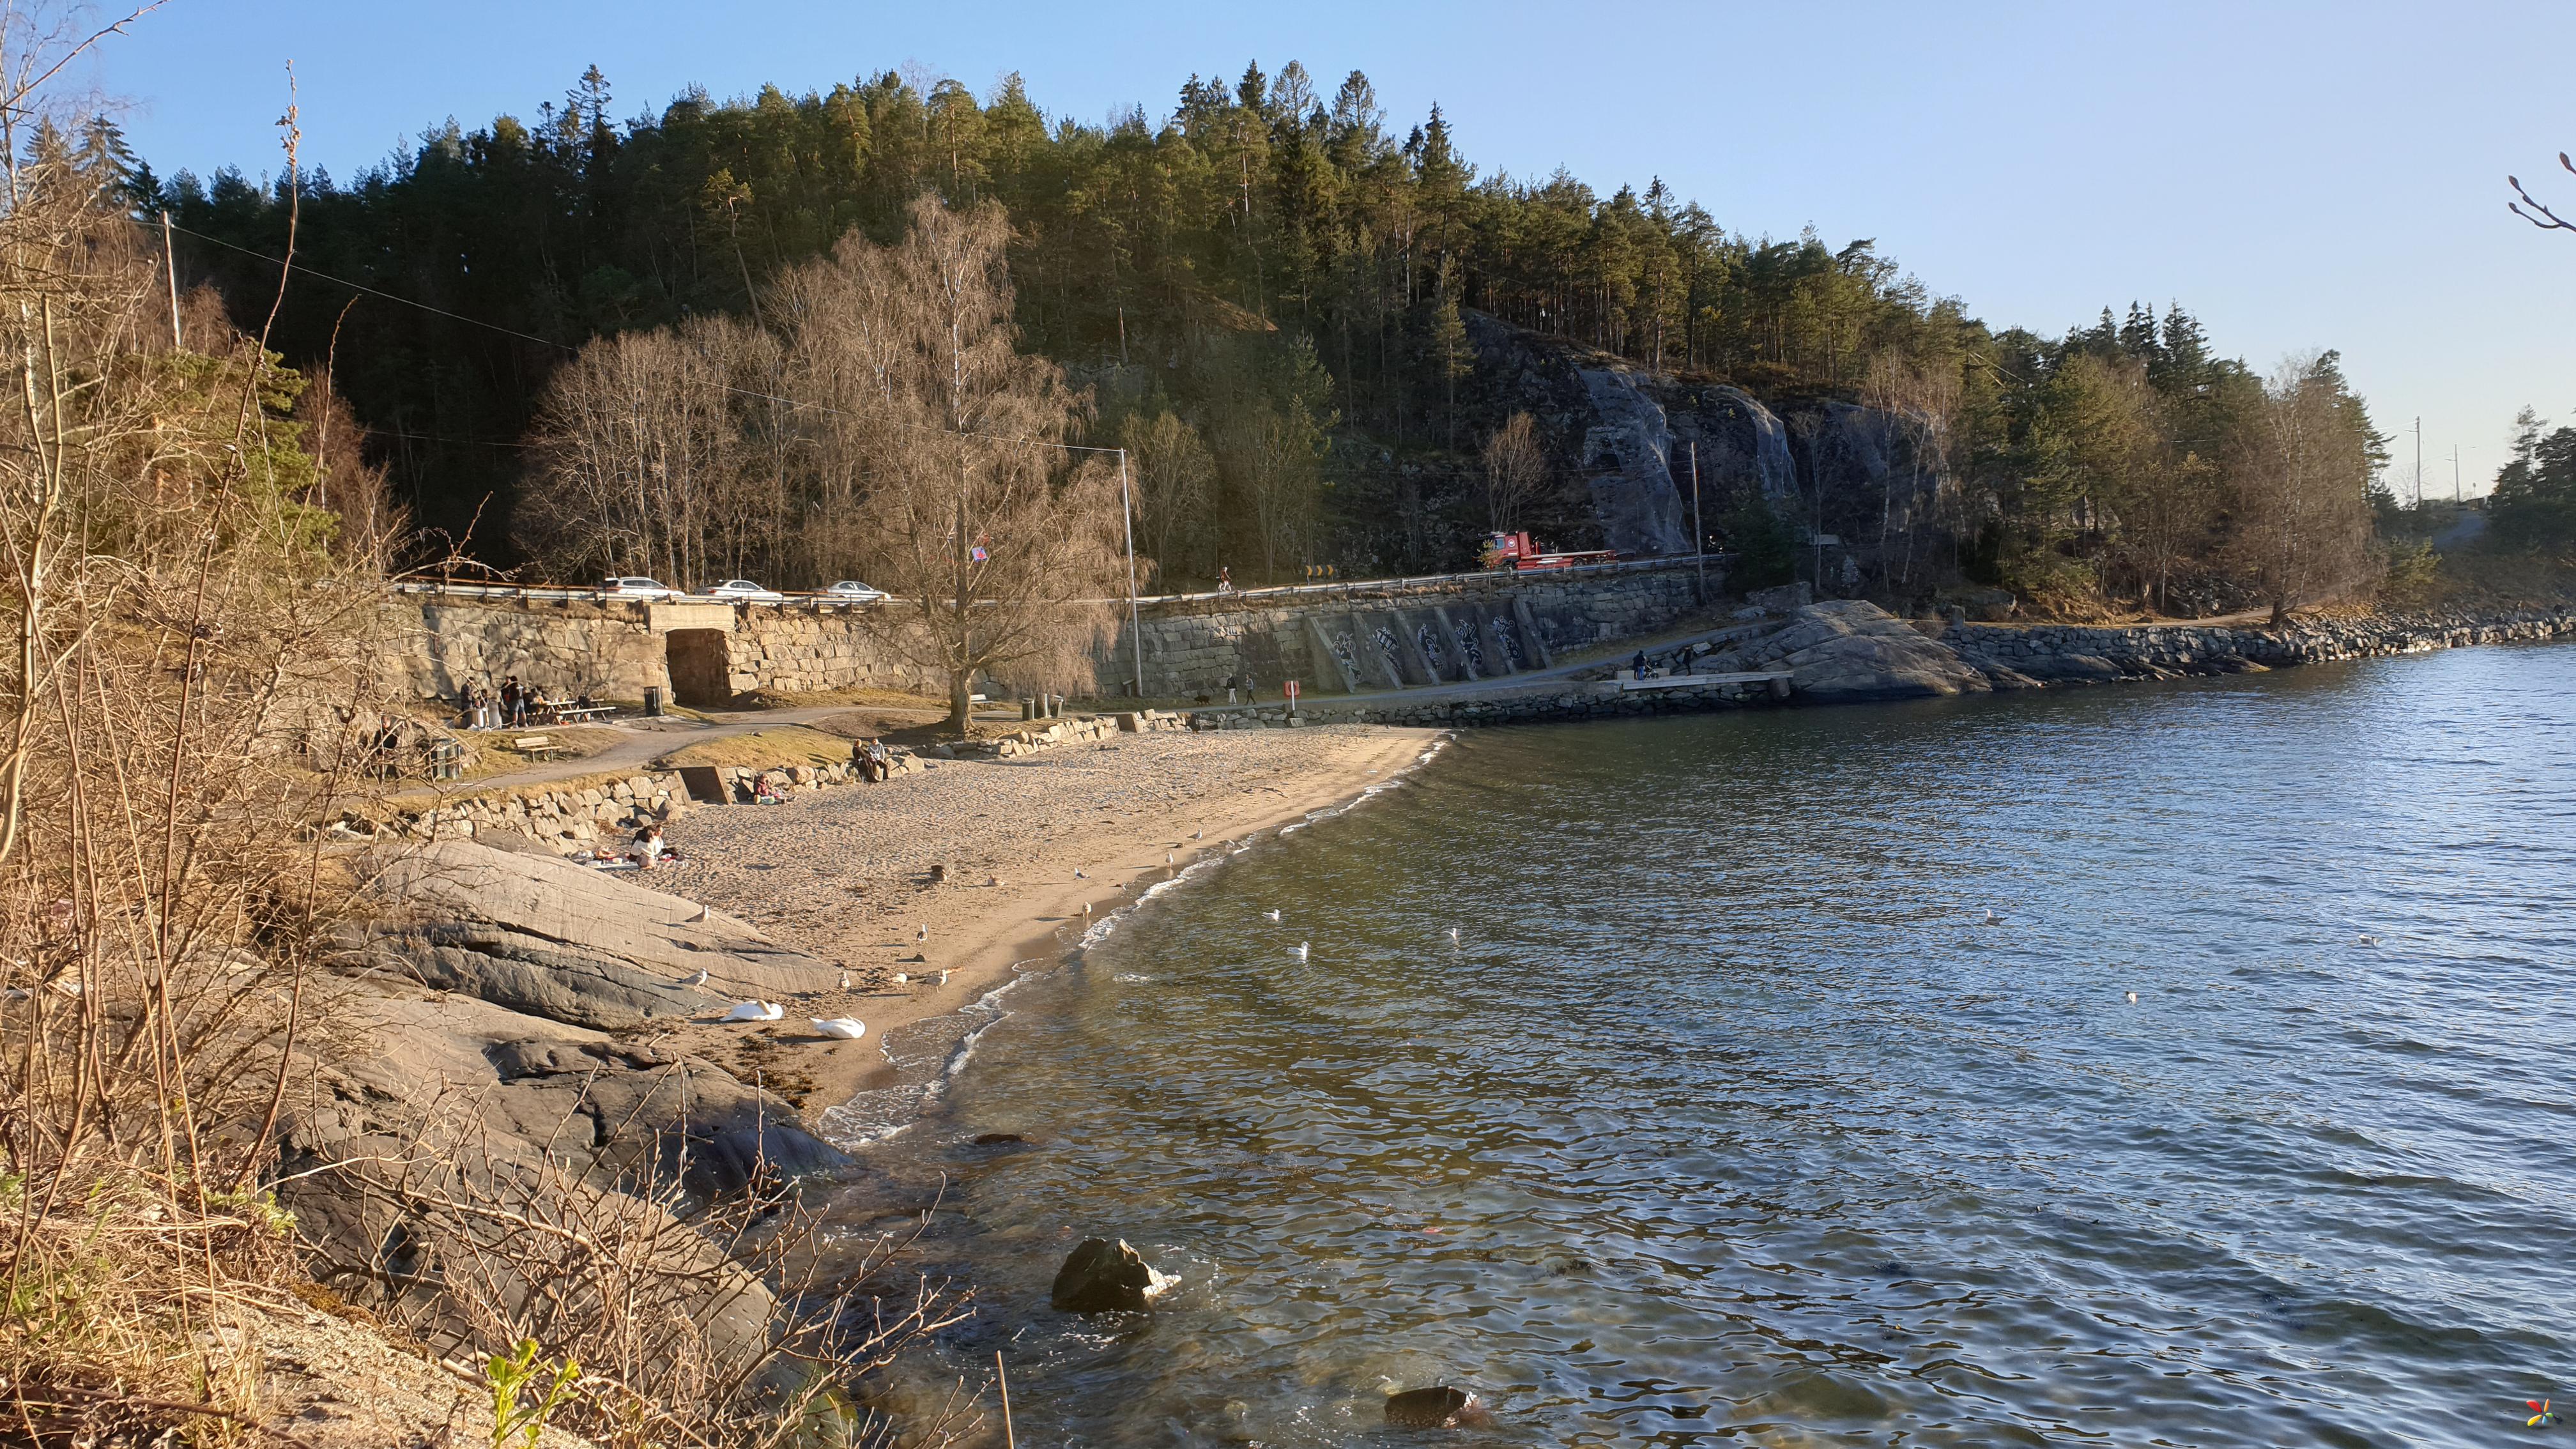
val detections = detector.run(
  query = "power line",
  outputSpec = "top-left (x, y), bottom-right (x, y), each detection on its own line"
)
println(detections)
top-left (164, 219), bottom-right (1126, 456)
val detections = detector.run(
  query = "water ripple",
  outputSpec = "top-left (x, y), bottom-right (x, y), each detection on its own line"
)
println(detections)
top-left (857, 641), bottom-right (2576, 1448)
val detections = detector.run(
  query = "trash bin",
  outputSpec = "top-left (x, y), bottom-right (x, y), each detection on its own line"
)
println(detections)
top-left (644, 686), bottom-right (664, 717)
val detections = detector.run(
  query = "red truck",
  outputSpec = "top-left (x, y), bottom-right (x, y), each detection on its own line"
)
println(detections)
top-left (1479, 531), bottom-right (1620, 572)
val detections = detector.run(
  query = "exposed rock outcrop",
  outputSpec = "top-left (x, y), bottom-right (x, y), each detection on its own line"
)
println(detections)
top-left (355, 841), bottom-right (841, 1029)
top-left (1731, 600), bottom-right (1993, 701)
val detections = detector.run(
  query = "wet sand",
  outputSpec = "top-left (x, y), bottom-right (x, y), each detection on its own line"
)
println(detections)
top-left (640, 723), bottom-right (1442, 1124)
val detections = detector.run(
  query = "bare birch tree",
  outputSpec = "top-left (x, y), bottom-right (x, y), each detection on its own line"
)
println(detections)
top-left (825, 195), bottom-right (1123, 724)
top-left (1480, 410), bottom-right (1547, 535)
top-left (2229, 352), bottom-right (2375, 624)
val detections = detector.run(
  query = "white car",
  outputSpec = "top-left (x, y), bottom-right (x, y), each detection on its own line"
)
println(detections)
top-left (601, 576), bottom-right (678, 599)
top-left (823, 580), bottom-right (887, 602)
top-left (705, 579), bottom-right (786, 603)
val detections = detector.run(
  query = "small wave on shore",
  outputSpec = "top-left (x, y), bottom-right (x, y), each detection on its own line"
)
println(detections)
top-left (816, 729), bottom-right (1456, 1149)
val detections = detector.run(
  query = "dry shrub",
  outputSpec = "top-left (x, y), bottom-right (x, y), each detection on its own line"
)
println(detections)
top-left (299, 1087), bottom-right (979, 1449)
top-left (0, 12), bottom-right (433, 1442)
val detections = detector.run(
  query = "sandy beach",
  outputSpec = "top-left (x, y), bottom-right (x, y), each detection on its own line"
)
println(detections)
top-left (638, 723), bottom-right (1443, 1124)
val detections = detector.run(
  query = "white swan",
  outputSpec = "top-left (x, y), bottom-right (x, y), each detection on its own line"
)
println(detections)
top-left (1293, 941), bottom-right (1310, 962)
top-left (723, 1000), bottom-right (784, 1022)
top-left (809, 1017), bottom-right (867, 1041)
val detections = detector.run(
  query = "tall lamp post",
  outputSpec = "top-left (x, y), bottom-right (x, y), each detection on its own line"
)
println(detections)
top-left (1117, 448), bottom-right (1145, 698)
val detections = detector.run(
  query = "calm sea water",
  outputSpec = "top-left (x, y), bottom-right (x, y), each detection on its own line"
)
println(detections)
top-left (839, 641), bottom-right (2576, 1448)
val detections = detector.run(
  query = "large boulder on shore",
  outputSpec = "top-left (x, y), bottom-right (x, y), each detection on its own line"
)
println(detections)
top-left (1049, 1238), bottom-right (1174, 1313)
top-left (272, 992), bottom-right (816, 1383)
top-left (354, 841), bottom-right (840, 1030)
top-left (1736, 600), bottom-right (1993, 702)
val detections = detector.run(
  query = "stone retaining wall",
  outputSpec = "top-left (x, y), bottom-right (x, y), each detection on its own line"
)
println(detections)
top-left (1187, 675), bottom-right (1784, 731)
top-left (385, 595), bottom-right (938, 706)
top-left (1098, 560), bottom-right (1721, 700)
top-left (388, 564), bottom-right (1728, 707)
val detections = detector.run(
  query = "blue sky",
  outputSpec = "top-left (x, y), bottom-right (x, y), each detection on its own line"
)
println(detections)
top-left (84, 0), bottom-right (2576, 496)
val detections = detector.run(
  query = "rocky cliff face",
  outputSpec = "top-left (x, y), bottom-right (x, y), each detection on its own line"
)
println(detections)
top-left (1573, 367), bottom-right (1689, 555)
top-left (1464, 314), bottom-right (1916, 562)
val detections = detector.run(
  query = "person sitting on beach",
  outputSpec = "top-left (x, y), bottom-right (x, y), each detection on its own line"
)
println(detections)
top-left (866, 740), bottom-right (892, 781)
top-left (629, 822), bottom-right (678, 868)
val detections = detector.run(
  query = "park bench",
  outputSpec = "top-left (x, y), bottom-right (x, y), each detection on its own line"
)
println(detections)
top-left (509, 734), bottom-right (572, 761)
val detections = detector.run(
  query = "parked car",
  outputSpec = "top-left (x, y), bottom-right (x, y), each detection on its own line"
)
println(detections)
top-left (601, 576), bottom-right (678, 599)
top-left (705, 578), bottom-right (786, 602)
top-left (823, 580), bottom-right (887, 602)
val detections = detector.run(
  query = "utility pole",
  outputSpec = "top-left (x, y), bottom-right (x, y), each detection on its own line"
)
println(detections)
top-left (1687, 440), bottom-right (1706, 604)
top-left (162, 211), bottom-right (181, 349)
top-left (2451, 445), bottom-right (2461, 504)
top-left (1117, 448), bottom-right (1145, 698)
top-left (2412, 416), bottom-right (2423, 509)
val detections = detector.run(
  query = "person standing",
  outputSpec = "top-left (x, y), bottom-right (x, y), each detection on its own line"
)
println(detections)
top-left (503, 675), bottom-right (526, 726)
top-left (1223, 671), bottom-right (1238, 705)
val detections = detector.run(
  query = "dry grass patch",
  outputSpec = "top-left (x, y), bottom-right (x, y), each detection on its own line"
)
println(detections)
top-left (653, 728), bottom-right (854, 772)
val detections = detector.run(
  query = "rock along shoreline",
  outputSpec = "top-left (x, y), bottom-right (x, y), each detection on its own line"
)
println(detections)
top-left (1183, 600), bottom-right (2576, 729)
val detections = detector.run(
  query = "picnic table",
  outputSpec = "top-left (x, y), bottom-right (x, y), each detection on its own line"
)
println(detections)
top-left (537, 698), bottom-right (616, 723)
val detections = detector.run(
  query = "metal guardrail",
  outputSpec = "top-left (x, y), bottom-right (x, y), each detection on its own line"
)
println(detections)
top-left (390, 552), bottom-right (1734, 611)
top-left (389, 579), bottom-right (895, 610)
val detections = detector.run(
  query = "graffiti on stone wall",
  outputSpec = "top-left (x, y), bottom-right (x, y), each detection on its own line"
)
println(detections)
top-left (1371, 625), bottom-right (1404, 683)
top-left (1331, 630), bottom-right (1362, 686)
top-left (1416, 624), bottom-right (1447, 677)
top-left (1492, 615), bottom-right (1528, 669)
top-left (1451, 618), bottom-right (1485, 675)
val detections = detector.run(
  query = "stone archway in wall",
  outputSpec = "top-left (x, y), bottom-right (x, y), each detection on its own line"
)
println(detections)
top-left (665, 629), bottom-right (732, 707)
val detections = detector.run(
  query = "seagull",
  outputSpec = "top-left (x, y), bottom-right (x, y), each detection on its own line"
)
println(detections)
top-left (723, 1000), bottom-right (784, 1022)
top-left (1293, 942), bottom-right (1310, 962)
top-left (809, 1016), bottom-right (867, 1041)
top-left (1191, 831), bottom-right (1202, 840)
top-left (677, 969), bottom-right (709, 987)
top-left (1263, 908), bottom-right (1282, 923)
top-left (989, 875), bottom-right (1006, 887)
top-left (2355, 934), bottom-right (2380, 947)
top-left (1448, 926), bottom-right (1460, 946)
top-left (2124, 991), bottom-right (2138, 1004)
top-left (838, 970), bottom-right (850, 990)
top-left (1166, 852), bottom-right (1176, 864)
top-left (916, 924), bottom-right (930, 942)
top-left (1073, 869), bottom-right (1088, 879)
top-left (1981, 909), bottom-right (2003, 926)
top-left (1082, 901), bottom-right (1092, 914)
